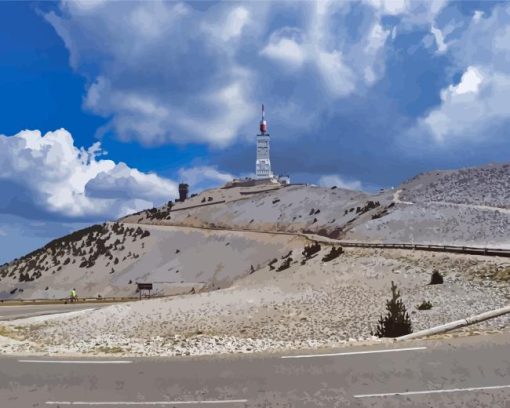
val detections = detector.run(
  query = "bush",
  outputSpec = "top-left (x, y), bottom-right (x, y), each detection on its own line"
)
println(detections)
top-left (268, 258), bottom-right (278, 270)
top-left (374, 281), bottom-right (412, 338)
top-left (277, 258), bottom-right (292, 272)
top-left (430, 270), bottom-right (444, 285)
top-left (322, 246), bottom-right (343, 262)
top-left (322, 247), bottom-right (344, 262)
top-left (302, 242), bottom-right (321, 259)
top-left (416, 300), bottom-right (432, 310)
top-left (281, 250), bottom-right (293, 259)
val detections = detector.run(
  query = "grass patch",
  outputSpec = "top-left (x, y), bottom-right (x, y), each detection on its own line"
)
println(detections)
top-left (0, 325), bottom-right (20, 339)
top-left (492, 267), bottom-right (510, 282)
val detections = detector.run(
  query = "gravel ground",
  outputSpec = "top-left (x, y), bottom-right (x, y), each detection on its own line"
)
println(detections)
top-left (1, 247), bottom-right (509, 357)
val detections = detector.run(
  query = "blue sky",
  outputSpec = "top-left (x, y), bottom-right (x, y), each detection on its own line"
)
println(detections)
top-left (1, 0), bottom-right (509, 263)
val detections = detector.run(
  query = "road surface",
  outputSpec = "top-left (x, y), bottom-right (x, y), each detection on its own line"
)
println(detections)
top-left (0, 303), bottom-right (112, 321)
top-left (1, 332), bottom-right (510, 407)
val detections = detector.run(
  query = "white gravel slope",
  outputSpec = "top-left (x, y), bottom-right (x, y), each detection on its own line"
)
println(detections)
top-left (3, 246), bottom-right (509, 356)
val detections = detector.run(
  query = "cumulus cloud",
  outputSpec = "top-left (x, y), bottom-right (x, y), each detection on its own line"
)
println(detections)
top-left (0, 129), bottom-right (177, 221)
top-left (45, 1), bottom-right (265, 147)
top-left (419, 66), bottom-right (510, 144)
top-left (178, 166), bottom-right (234, 191)
top-left (318, 175), bottom-right (364, 191)
top-left (411, 3), bottom-right (510, 147)
top-left (430, 26), bottom-right (447, 54)
top-left (44, 0), bottom-right (420, 148)
top-left (260, 2), bottom-right (389, 97)
top-left (259, 28), bottom-right (307, 70)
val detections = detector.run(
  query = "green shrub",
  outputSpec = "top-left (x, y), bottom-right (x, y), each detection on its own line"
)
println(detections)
top-left (416, 300), bottom-right (432, 310)
top-left (302, 242), bottom-right (321, 259)
top-left (277, 258), bottom-right (292, 272)
top-left (374, 281), bottom-right (412, 338)
top-left (322, 246), bottom-right (343, 262)
top-left (430, 270), bottom-right (444, 285)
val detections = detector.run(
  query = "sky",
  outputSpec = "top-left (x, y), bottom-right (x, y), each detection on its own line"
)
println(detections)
top-left (1, 0), bottom-right (510, 263)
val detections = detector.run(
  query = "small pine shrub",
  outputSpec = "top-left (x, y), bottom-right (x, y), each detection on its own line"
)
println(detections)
top-left (417, 300), bottom-right (432, 310)
top-left (302, 242), bottom-right (321, 259)
top-left (374, 281), bottom-right (412, 338)
top-left (322, 246), bottom-right (343, 262)
top-left (277, 258), bottom-right (292, 272)
top-left (281, 250), bottom-right (293, 259)
top-left (430, 270), bottom-right (444, 285)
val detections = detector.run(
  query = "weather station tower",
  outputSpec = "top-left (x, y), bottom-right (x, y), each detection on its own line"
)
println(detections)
top-left (256, 104), bottom-right (274, 179)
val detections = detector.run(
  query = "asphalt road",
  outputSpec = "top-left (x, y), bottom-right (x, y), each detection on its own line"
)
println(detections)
top-left (1, 332), bottom-right (510, 407)
top-left (0, 303), bottom-right (111, 321)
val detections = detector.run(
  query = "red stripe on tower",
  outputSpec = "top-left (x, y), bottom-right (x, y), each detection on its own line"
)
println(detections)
top-left (259, 104), bottom-right (267, 134)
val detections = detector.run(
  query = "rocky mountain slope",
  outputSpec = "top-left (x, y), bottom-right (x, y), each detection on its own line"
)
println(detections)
top-left (4, 244), bottom-right (510, 356)
top-left (122, 184), bottom-right (392, 239)
top-left (346, 163), bottom-right (510, 248)
top-left (400, 163), bottom-right (510, 207)
top-left (1, 162), bottom-right (510, 300)
top-left (0, 222), bottom-right (305, 299)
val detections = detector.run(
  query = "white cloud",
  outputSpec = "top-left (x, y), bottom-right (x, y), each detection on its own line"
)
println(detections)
top-left (260, 28), bottom-right (307, 69)
top-left (449, 66), bottom-right (484, 95)
top-left (473, 10), bottom-right (484, 23)
top-left (430, 26), bottom-right (447, 54)
top-left (217, 7), bottom-right (250, 41)
top-left (260, 3), bottom-right (390, 98)
top-left (419, 66), bottom-right (510, 143)
top-left (0, 129), bottom-right (177, 220)
top-left (318, 175), bottom-right (363, 191)
top-left (44, 0), bottom-right (451, 151)
top-left (316, 50), bottom-right (356, 96)
top-left (178, 166), bottom-right (234, 191)
top-left (365, 0), bottom-right (408, 15)
top-left (411, 4), bottom-right (510, 146)
top-left (46, 1), bottom-right (260, 147)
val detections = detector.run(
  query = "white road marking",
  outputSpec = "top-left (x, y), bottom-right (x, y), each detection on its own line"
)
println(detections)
top-left (19, 360), bottom-right (132, 364)
top-left (46, 400), bottom-right (248, 405)
top-left (354, 384), bottom-right (510, 398)
top-left (281, 346), bottom-right (426, 359)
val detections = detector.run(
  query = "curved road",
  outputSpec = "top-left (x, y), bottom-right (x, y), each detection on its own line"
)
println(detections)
top-left (0, 303), bottom-right (112, 321)
top-left (1, 332), bottom-right (510, 407)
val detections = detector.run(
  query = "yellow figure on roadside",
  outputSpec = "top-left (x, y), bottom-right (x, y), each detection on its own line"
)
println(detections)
top-left (70, 288), bottom-right (77, 303)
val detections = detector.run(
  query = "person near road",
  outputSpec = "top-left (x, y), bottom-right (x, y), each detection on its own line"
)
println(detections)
top-left (70, 288), bottom-right (77, 303)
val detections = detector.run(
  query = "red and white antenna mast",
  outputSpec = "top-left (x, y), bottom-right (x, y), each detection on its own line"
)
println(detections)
top-left (259, 104), bottom-right (267, 134)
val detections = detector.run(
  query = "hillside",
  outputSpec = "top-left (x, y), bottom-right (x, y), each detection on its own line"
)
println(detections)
top-left (122, 184), bottom-right (392, 239)
top-left (4, 244), bottom-right (510, 355)
top-left (346, 163), bottom-right (510, 248)
top-left (2, 162), bottom-right (510, 300)
top-left (400, 163), bottom-right (510, 207)
top-left (0, 222), bottom-right (305, 300)
top-left (124, 163), bottom-right (510, 248)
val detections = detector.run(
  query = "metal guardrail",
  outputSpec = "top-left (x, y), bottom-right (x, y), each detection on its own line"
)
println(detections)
top-left (170, 200), bottom-right (226, 212)
top-left (132, 220), bottom-right (510, 259)
top-left (398, 305), bottom-right (510, 341)
top-left (0, 297), bottom-right (140, 305)
top-left (331, 241), bottom-right (510, 257)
